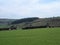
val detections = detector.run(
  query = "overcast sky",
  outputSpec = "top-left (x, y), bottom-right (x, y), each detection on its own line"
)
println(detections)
top-left (0, 0), bottom-right (60, 19)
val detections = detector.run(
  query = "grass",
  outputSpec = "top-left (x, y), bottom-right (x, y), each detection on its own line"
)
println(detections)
top-left (0, 28), bottom-right (60, 45)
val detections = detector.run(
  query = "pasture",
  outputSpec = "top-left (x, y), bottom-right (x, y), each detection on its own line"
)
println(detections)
top-left (0, 28), bottom-right (60, 45)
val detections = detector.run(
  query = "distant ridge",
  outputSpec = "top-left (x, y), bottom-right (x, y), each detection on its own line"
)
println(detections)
top-left (0, 17), bottom-right (60, 28)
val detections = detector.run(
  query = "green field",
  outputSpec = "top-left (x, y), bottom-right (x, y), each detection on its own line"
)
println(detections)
top-left (0, 28), bottom-right (60, 45)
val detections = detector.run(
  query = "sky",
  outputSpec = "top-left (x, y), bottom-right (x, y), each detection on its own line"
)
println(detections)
top-left (0, 0), bottom-right (60, 19)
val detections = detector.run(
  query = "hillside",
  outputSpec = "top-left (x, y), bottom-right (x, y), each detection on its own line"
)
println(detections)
top-left (0, 19), bottom-right (17, 28)
top-left (11, 17), bottom-right (60, 29)
top-left (0, 17), bottom-right (60, 28)
top-left (11, 17), bottom-right (39, 24)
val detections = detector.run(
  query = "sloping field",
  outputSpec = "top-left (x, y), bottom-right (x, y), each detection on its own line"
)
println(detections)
top-left (0, 28), bottom-right (60, 45)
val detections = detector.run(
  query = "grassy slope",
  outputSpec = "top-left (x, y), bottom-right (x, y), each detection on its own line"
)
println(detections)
top-left (0, 28), bottom-right (60, 45)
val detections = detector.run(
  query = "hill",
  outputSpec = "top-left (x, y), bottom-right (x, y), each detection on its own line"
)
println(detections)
top-left (0, 17), bottom-right (60, 29)
top-left (11, 17), bottom-right (39, 24)
top-left (11, 17), bottom-right (60, 29)
top-left (0, 19), bottom-right (17, 28)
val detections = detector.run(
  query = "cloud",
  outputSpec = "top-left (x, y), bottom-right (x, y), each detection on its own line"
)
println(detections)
top-left (0, 0), bottom-right (60, 19)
